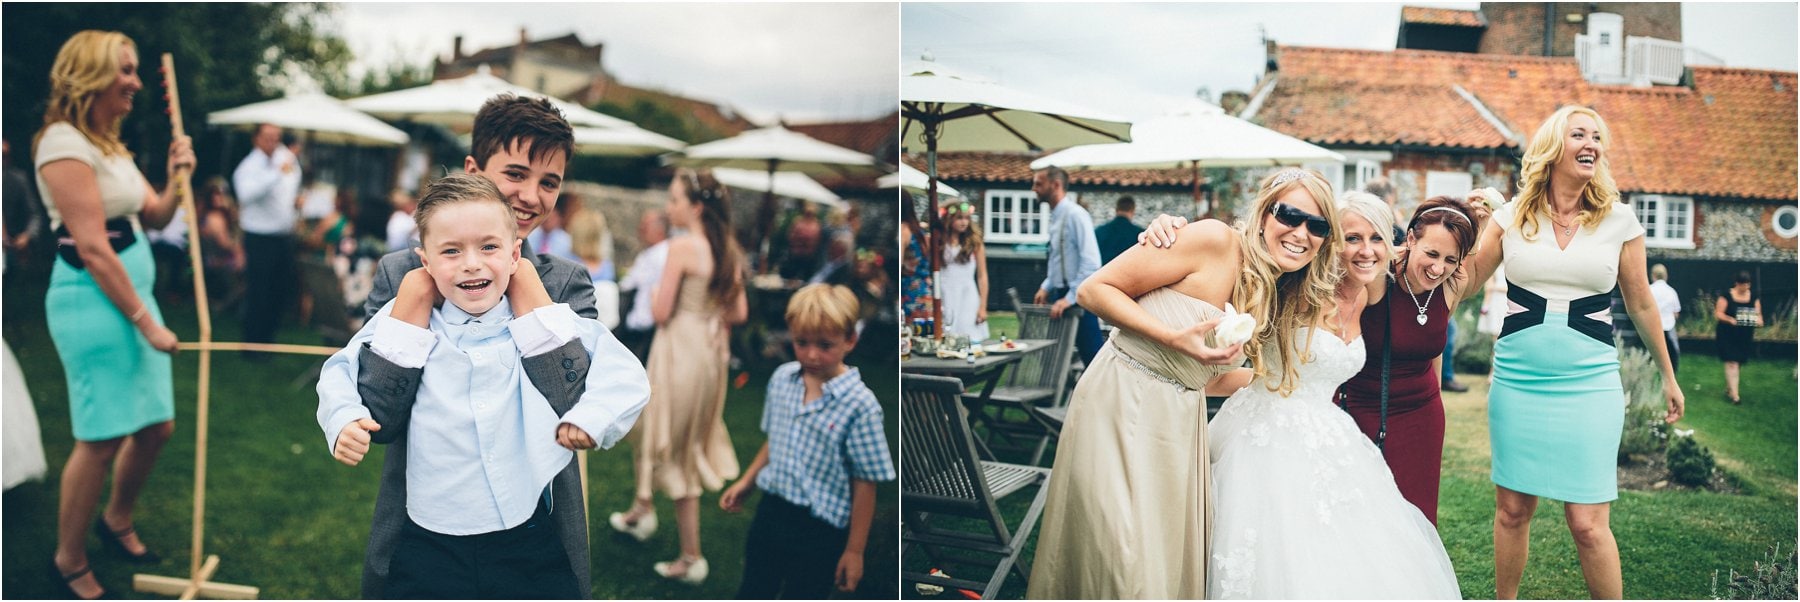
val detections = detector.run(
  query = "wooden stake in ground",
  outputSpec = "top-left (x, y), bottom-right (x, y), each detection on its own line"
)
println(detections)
top-left (132, 52), bottom-right (259, 601)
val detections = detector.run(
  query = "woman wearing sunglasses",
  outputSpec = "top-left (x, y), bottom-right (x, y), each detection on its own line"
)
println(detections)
top-left (1028, 169), bottom-right (1340, 599)
top-left (1467, 106), bottom-right (1682, 599)
top-left (1138, 190), bottom-right (1463, 598)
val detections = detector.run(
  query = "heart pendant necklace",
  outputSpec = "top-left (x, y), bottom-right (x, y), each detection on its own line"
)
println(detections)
top-left (1401, 268), bottom-right (1436, 326)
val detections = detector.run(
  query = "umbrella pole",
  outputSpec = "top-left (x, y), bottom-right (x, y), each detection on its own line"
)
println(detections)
top-left (757, 159), bottom-right (779, 275)
top-left (925, 121), bottom-right (944, 341)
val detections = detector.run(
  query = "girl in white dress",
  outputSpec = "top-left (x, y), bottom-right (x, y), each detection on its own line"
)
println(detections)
top-left (938, 201), bottom-right (988, 342)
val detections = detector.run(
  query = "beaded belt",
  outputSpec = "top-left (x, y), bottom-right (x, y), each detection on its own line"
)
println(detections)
top-left (1112, 348), bottom-right (1196, 393)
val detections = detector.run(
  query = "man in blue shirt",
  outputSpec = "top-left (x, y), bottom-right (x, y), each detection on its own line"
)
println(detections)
top-left (1031, 166), bottom-right (1104, 367)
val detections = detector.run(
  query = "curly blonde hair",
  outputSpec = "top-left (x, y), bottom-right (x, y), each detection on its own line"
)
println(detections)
top-left (1233, 169), bottom-right (1343, 396)
top-left (36, 30), bottom-right (135, 158)
top-left (1513, 106), bottom-right (1619, 242)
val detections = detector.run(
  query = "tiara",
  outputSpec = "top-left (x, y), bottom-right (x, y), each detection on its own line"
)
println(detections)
top-left (1269, 169), bottom-right (1309, 188)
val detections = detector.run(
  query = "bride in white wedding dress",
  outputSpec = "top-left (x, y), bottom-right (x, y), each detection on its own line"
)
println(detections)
top-left (1206, 192), bottom-right (1462, 599)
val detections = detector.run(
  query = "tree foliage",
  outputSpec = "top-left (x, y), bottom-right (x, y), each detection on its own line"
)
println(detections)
top-left (1, 2), bottom-right (353, 183)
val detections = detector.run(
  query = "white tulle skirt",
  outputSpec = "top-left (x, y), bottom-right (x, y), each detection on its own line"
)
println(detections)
top-left (3, 339), bottom-right (48, 490)
top-left (1207, 384), bottom-right (1461, 599)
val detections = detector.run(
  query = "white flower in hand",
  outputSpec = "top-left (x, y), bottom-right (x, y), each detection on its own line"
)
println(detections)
top-left (1473, 187), bottom-right (1507, 211)
top-left (1214, 303), bottom-right (1257, 347)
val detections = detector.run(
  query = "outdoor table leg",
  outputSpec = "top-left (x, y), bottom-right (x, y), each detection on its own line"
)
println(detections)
top-left (959, 366), bottom-right (1007, 461)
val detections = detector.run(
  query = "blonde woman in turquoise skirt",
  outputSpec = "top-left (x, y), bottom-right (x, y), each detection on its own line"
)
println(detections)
top-left (35, 30), bottom-right (194, 600)
top-left (1465, 106), bottom-right (1684, 599)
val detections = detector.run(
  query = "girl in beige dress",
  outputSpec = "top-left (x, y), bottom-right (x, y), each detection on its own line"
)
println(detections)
top-left (1027, 169), bottom-right (1341, 599)
top-left (609, 168), bottom-right (748, 584)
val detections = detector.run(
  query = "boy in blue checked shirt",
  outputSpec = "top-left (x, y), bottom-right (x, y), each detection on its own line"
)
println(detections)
top-left (720, 284), bottom-right (895, 598)
top-left (316, 174), bottom-right (648, 598)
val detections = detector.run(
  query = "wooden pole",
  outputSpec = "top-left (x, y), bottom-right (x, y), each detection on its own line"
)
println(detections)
top-left (137, 52), bottom-right (258, 600)
top-left (175, 341), bottom-right (338, 356)
top-left (925, 116), bottom-right (944, 340)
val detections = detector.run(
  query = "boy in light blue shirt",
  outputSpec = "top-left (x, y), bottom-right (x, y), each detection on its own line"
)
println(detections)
top-left (316, 173), bottom-right (648, 598)
top-left (720, 284), bottom-right (895, 598)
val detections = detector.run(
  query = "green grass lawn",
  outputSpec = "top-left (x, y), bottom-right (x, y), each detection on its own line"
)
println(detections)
top-left (2, 265), bottom-right (897, 599)
top-left (906, 317), bottom-right (1797, 599)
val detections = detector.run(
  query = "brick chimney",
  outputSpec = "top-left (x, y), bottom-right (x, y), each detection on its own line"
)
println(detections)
top-left (452, 35), bottom-right (463, 60)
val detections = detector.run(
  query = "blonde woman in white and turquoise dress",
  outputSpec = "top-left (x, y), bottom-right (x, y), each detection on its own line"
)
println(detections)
top-left (36, 30), bottom-right (195, 600)
top-left (1466, 106), bottom-right (1684, 599)
top-left (1028, 169), bottom-right (1341, 599)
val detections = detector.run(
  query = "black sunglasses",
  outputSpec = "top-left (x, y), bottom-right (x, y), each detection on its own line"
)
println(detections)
top-left (1271, 202), bottom-right (1331, 238)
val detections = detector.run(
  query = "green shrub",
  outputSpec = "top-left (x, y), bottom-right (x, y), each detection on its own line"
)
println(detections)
top-left (1451, 304), bottom-right (1493, 375)
top-left (1617, 339), bottom-right (1671, 463)
top-left (1667, 432), bottom-right (1718, 487)
top-left (1712, 543), bottom-right (1798, 600)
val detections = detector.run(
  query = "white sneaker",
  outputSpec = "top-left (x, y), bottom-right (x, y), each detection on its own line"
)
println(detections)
top-left (653, 555), bottom-right (708, 585)
top-left (608, 510), bottom-right (657, 542)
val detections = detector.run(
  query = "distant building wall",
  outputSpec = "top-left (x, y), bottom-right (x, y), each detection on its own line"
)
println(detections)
top-left (1478, 2), bottom-right (1682, 57)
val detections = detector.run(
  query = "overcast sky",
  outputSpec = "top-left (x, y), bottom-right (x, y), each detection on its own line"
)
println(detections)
top-left (336, 3), bottom-right (898, 124)
top-left (901, 2), bottom-right (1799, 120)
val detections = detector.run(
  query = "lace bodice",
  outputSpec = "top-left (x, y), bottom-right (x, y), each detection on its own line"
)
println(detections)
top-left (1107, 288), bottom-right (1237, 390)
top-left (1250, 328), bottom-right (1366, 400)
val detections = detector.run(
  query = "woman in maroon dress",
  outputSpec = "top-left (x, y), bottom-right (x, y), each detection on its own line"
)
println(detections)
top-left (1338, 195), bottom-right (1486, 525)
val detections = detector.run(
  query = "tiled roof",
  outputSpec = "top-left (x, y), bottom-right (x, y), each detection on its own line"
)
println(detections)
top-left (1594, 67), bottom-right (1798, 200)
top-left (906, 153), bottom-right (1199, 188)
top-left (789, 112), bottom-right (899, 163)
top-left (1254, 45), bottom-right (1592, 150)
top-left (1254, 45), bottom-right (1796, 200)
top-left (1401, 6), bottom-right (1484, 27)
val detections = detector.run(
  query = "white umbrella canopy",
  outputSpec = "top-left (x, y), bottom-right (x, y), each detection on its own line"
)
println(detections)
top-left (206, 93), bottom-right (409, 146)
top-left (900, 59), bottom-right (1133, 153)
top-left (670, 125), bottom-right (886, 178)
top-left (573, 125), bottom-right (685, 157)
top-left (900, 58), bottom-right (1135, 332)
top-left (346, 65), bottom-right (632, 130)
top-left (878, 162), bottom-right (961, 197)
top-left (1031, 103), bottom-right (1345, 170)
top-left (668, 125), bottom-right (883, 272)
top-left (712, 167), bottom-right (844, 210)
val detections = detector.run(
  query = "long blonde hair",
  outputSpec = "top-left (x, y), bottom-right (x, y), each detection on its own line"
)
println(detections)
top-left (36, 30), bottom-right (134, 158)
top-left (1233, 168), bottom-right (1343, 396)
top-left (1513, 105), bottom-right (1619, 241)
top-left (944, 201), bottom-right (982, 263)
top-left (566, 209), bottom-right (612, 266)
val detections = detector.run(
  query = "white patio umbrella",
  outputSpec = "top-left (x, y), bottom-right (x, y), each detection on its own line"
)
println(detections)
top-left (1032, 103), bottom-right (1345, 170)
top-left (669, 125), bottom-right (885, 271)
top-left (573, 125), bottom-right (685, 157)
top-left (457, 124), bottom-right (686, 157)
top-left (206, 93), bottom-right (409, 146)
top-left (878, 162), bottom-right (961, 198)
top-left (346, 65), bottom-right (632, 130)
top-left (712, 167), bottom-right (844, 210)
top-left (1033, 103), bottom-right (1345, 213)
top-left (900, 57), bottom-right (1132, 334)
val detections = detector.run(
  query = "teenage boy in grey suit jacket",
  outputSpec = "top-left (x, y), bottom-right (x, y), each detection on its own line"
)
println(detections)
top-left (349, 95), bottom-right (600, 598)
